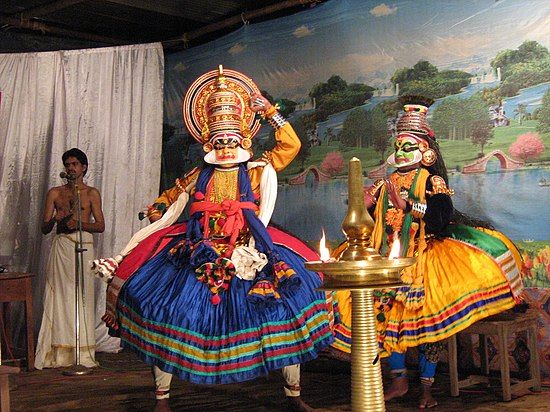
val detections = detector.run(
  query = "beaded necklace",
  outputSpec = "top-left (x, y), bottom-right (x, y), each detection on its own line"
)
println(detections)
top-left (385, 169), bottom-right (418, 233)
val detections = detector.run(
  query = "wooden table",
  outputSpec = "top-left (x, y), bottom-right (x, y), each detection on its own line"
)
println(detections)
top-left (0, 273), bottom-right (35, 371)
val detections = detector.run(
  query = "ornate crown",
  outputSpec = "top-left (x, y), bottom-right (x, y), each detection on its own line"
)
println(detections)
top-left (396, 95), bottom-right (435, 138)
top-left (183, 66), bottom-right (262, 148)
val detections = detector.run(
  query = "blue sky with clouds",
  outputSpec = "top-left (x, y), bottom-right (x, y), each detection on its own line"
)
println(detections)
top-left (165, 0), bottom-right (550, 126)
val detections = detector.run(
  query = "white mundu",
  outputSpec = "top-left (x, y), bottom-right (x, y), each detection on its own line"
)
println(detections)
top-left (35, 232), bottom-right (96, 369)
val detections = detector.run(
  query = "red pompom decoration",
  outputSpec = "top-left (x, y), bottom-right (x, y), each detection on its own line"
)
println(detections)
top-left (211, 294), bottom-right (221, 305)
top-left (194, 191), bottom-right (205, 200)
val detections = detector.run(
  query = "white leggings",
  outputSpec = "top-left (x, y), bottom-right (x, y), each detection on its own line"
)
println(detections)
top-left (153, 364), bottom-right (301, 399)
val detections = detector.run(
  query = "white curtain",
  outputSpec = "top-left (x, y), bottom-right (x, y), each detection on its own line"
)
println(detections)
top-left (0, 43), bottom-right (164, 352)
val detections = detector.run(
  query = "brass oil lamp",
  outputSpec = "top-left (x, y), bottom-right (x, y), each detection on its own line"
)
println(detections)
top-left (306, 157), bottom-right (416, 411)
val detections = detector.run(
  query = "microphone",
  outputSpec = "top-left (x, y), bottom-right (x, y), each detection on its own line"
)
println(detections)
top-left (60, 171), bottom-right (76, 180)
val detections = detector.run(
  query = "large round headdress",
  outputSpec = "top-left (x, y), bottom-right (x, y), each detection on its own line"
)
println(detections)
top-left (183, 66), bottom-right (262, 164)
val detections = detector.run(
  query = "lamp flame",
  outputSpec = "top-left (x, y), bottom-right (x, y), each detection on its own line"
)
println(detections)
top-left (388, 233), bottom-right (401, 259)
top-left (319, 229), bottom-right (331, 262)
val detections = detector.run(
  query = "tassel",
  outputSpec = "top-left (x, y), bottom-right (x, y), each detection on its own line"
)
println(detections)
top-left (247, 279), bottom-right (281, 307)
top-left (273, 260), bottom-right (301, 293)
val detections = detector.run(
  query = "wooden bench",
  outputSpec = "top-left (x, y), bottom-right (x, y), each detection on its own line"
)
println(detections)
top-left (447, 310), bottom-right (541, 401)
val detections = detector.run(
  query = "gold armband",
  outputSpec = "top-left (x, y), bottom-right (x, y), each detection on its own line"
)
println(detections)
top-left (367, 179), bottom-right (385, 197)
top-left (427, 175), bottom-right (455, 196)
top-left (263, 106), bottom-right (278, 119)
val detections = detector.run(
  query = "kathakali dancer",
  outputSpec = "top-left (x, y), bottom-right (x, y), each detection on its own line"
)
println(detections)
top-left (331, 96), bottom-right (525, 409)
top-left (92, 66), bottom-right (334, 411)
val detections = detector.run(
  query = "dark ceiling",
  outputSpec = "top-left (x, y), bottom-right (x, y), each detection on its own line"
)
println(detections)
top-left (0, 0), bottom-right (322, 54)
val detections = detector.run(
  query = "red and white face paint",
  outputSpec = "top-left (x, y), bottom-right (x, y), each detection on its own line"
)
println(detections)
top-left (203, 132), bottom-right (251, 166)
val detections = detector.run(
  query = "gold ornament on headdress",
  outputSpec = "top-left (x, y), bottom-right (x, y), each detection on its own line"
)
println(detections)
top-left (394, 96), bottom-right (438, 166)
top-left (396, 95), bottom-right (435, 137)
top-left (183, 65), bottom-right (262, 148)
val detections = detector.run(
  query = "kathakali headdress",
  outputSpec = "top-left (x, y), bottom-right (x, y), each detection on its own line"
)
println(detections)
top-left (183, 65), bottom-right (262, 165)
top-left (387, 95), bottom-right (438, 168)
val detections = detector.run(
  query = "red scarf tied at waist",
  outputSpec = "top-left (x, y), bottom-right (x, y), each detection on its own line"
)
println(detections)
top-left (190, 199), bottom-right (259, 248)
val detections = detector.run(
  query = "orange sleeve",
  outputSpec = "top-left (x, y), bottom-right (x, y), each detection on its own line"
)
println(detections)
top-left (265, 122), bottom-right (301, 172)
top-left (149, 167), bottom-right (200, 218)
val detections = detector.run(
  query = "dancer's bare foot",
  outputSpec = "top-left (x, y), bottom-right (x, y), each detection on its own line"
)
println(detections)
top-left (384, 376), bottom-right (409, 401)
top-left (154, 399), bottom-right (171, 412)
top-left (418, 385), bottom-right (438, 409)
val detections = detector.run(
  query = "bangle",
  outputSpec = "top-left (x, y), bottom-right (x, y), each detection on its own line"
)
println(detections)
top-left (410, 201), bottom-right (427, 218)
top-left (267, 111), bottom-right (287, 129)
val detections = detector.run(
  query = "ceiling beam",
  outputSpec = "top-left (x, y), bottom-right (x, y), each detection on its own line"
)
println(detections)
top-left (163, 0), bottom-right (322, 48)
top-left (105, 0), bottom-right (210, 22)
top-left (11, 0), bottom-right (88, 19)
top-left (0, 13), bottom-right (127, 45)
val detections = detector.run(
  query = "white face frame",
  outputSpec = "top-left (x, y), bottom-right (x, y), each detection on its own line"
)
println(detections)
top-left (386, 134), bottom-right (423, 169)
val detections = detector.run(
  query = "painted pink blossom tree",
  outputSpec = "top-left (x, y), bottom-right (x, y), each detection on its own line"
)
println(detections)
top-left (509, 132), bottom-right (545, 161)
top-left (320, 151), bottom-right (345, 176)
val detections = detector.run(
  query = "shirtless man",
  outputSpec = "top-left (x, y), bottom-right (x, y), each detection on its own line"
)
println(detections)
top-left (35, 148), bottom-right (105, 369)
top-left (41, 150), bottom-right (104, 235)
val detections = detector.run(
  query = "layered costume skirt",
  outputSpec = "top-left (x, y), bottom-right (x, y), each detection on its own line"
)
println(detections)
top-left (332, 224), bottom-right (523, 355)
top-left (113, 224), bottom-right (334, 384)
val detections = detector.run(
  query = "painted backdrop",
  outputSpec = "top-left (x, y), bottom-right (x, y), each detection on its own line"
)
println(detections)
top-left (164, 0), bottom-right (550, 375)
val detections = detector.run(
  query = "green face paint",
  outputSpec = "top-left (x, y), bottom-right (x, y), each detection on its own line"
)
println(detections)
top-left (394, 141), bottom-right (420, 165)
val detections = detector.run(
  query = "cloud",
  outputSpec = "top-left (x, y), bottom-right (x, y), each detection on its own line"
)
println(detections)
top-left (370, 3), bottom-right (397, 17)
top-left (293, 25), bottom-right (314, 38)
top-left (255, 53), bottom-right (397, 100)
top-left (228, 43), bottom-right (246, 55)
top-left (420, 35), bottom-right (482, 59)
top-left (334, 53), bottom-right (396, 81)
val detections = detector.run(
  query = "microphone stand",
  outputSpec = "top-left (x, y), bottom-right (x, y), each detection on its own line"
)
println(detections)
top-left (62, 178), bottom-right (92, 376)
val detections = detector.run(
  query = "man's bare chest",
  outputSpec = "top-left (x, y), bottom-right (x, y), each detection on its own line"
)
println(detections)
top-left (56, 187), bottom-right (91, 213)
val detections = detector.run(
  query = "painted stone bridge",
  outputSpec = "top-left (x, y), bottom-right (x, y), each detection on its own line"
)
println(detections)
top-left (462, 150), bottom-right (524, 174)
top-left (289, 165), bottom-right (332, 185)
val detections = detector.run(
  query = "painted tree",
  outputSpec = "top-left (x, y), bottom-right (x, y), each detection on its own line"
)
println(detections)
top-left (320, 151), bottom-right (345, 176)
top-left (536, 89), bottom-right (550, 133)
top-left (514, 103), bottom-right (527, 125)
top-left (432, 95), bottom-right (492, 143)
top-left (325, 127), bottom-right (337, 144)
top-left (470, 120), bottom-right (494, 156)
top-left (340, 109), bottom-right (369, 148)
top-left (368, 106), bottom-right (391, 162)
top-left (289, 115), bottom-right (314, 168)
top-left (509, 132), bottom-right (545, 161)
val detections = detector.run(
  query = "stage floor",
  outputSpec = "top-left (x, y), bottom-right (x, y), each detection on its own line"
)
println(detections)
top-left (7, 350), bottom-right (549, 411)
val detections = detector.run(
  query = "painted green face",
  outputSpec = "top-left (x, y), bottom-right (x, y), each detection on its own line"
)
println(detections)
top-left (394, 137), bottom-right (421, 167)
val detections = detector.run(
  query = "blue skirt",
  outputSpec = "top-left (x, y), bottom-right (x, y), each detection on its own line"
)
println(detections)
top-left (117, 231), bottom-right (334, 385)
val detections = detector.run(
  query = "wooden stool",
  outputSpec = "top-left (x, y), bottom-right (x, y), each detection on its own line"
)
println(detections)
top-left (447, 310), bottom-right (541, 401)
top-left (0, 365), bottom-right (20, 412)
top-left (0, 273), bottom-right (35, 371)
